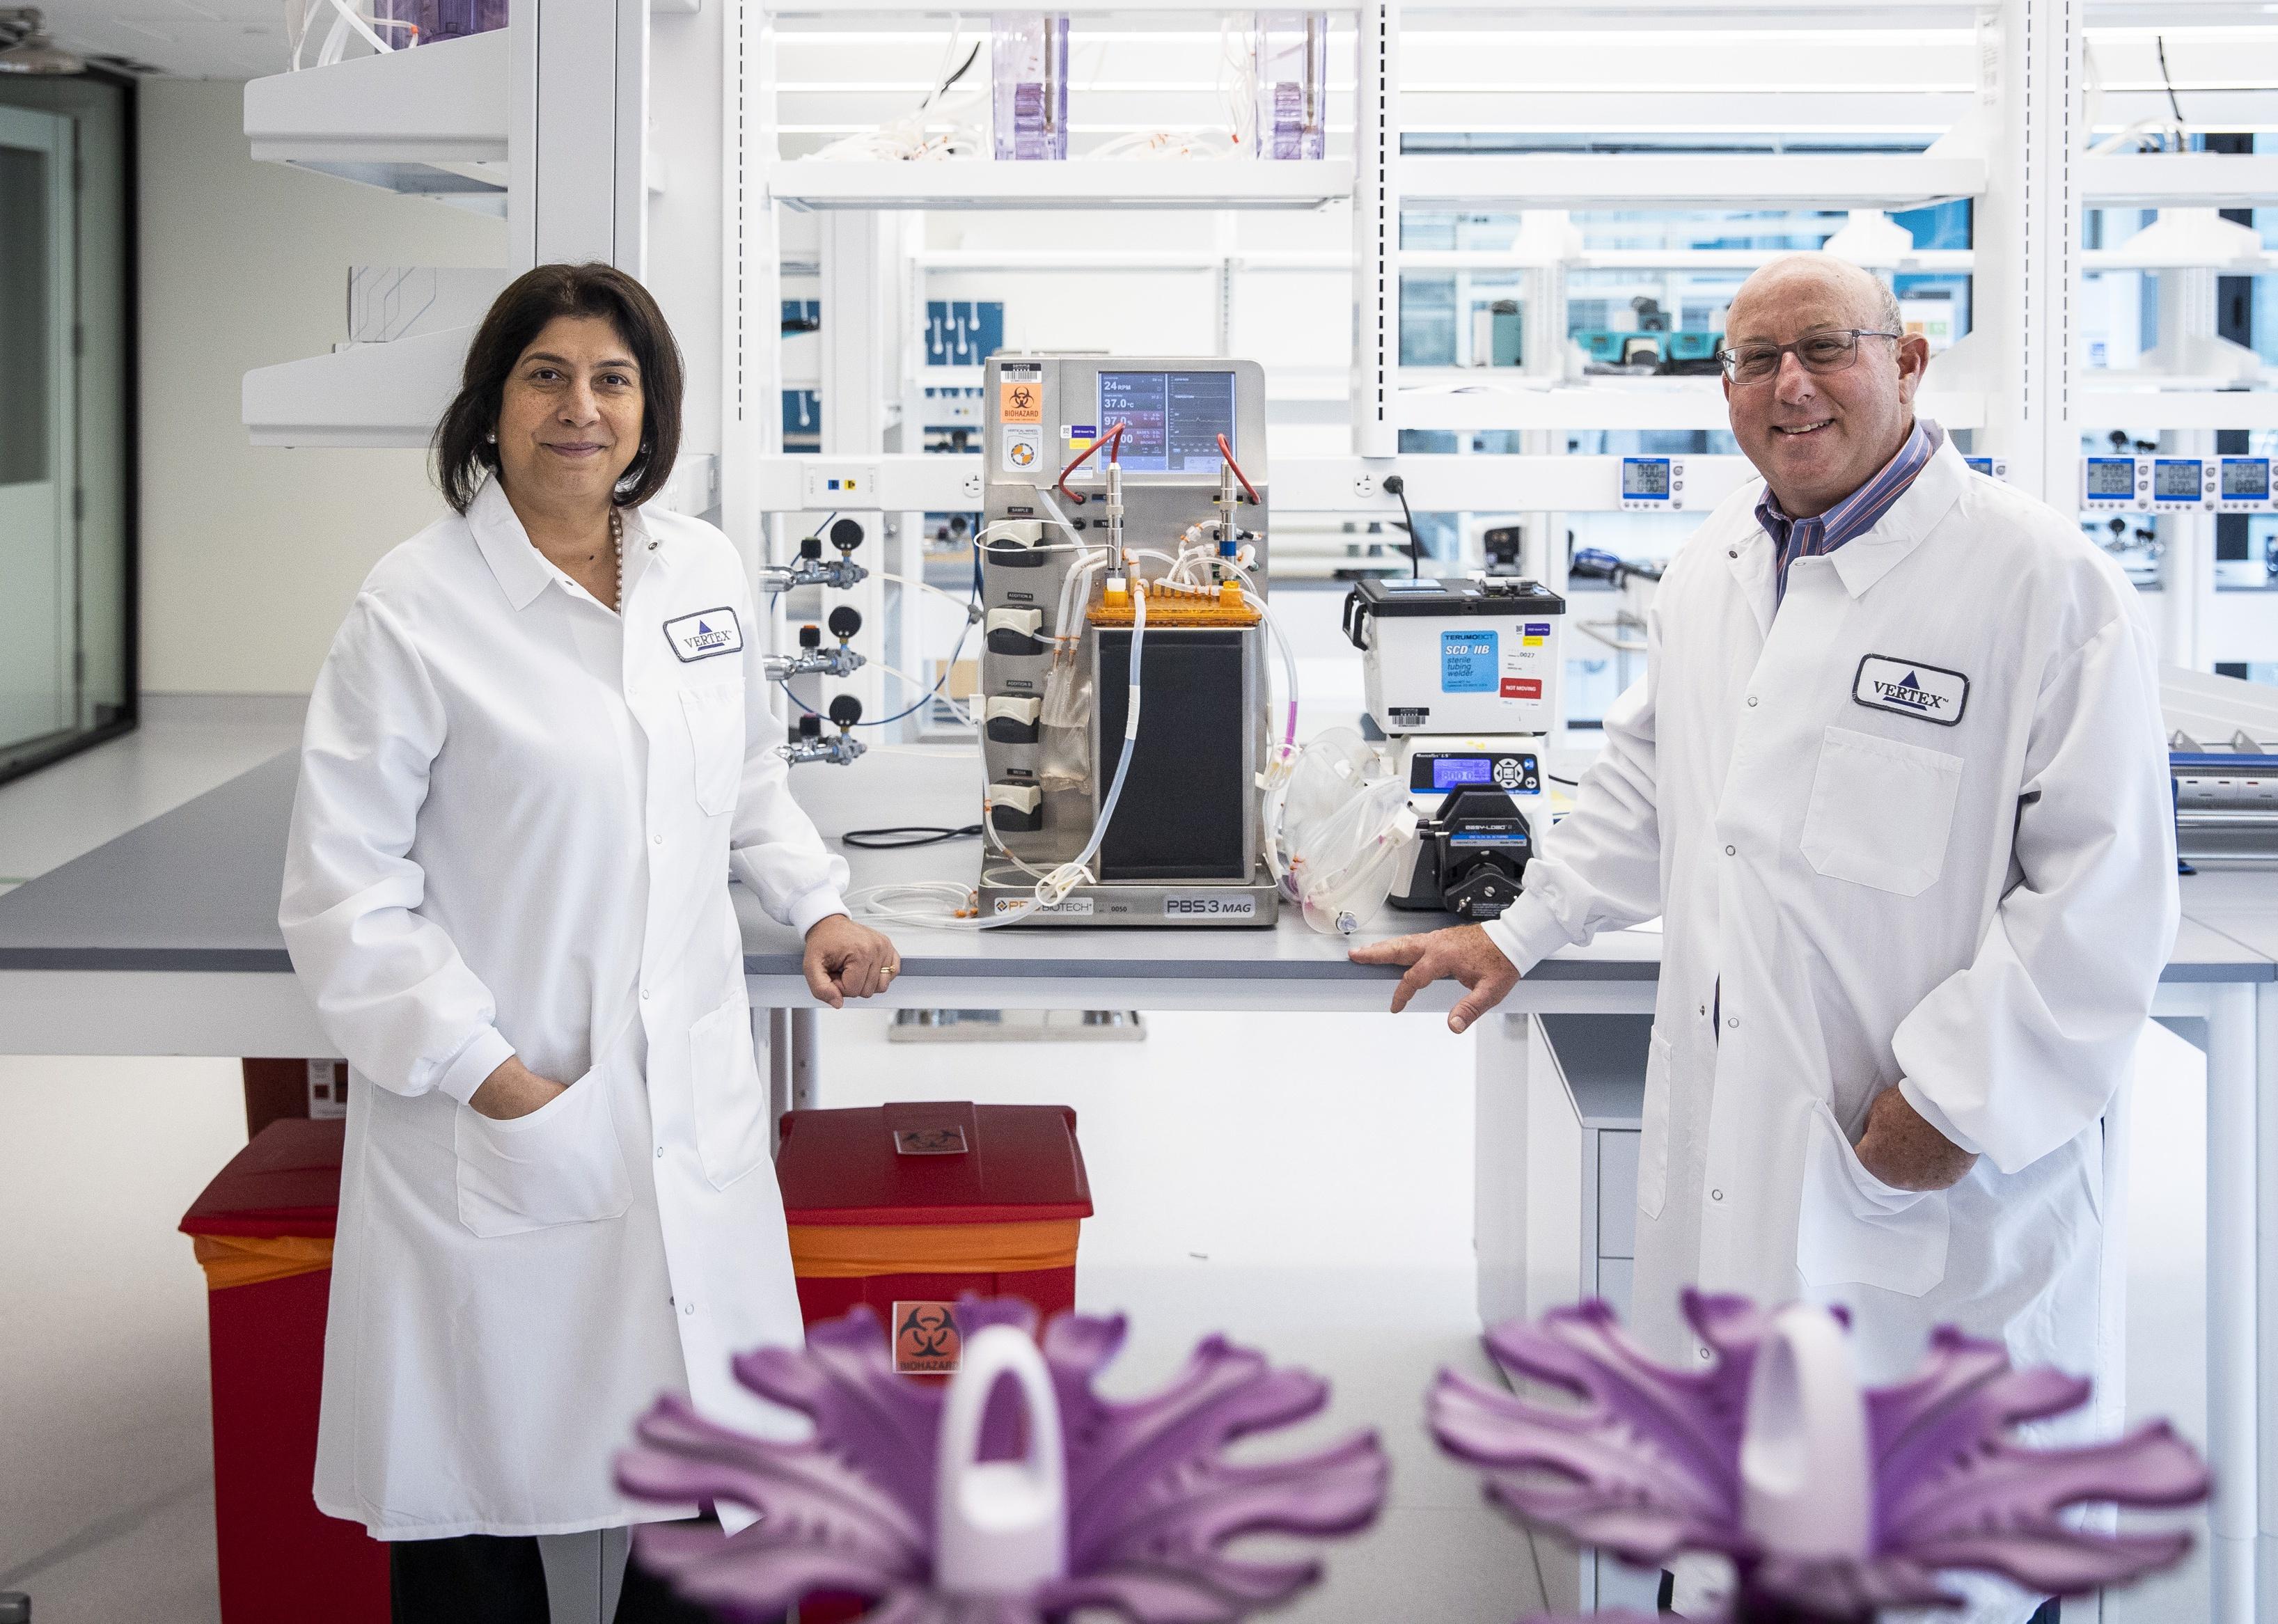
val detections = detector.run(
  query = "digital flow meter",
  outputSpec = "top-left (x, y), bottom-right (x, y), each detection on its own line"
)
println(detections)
top-left (2218, 457), bottom-right (2274, 513)
top-left (2149, 457), bottom-right (2218, 510)
top-left (2081, 456), bottom-right (2149, 511)
top-left (1619, 456), bottom-right (1686, 512)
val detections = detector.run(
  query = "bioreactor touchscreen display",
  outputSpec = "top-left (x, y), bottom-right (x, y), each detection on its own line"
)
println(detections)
top-left (2084, 458), bottom-right (2136, 498)
top-left (1622, 457), bottom-right (1671, 498)
top-left (2154, 459), bottom-right (2204, 500)
top-left (2224, 458), bottom-right (2271, 500)
top-left (1097, 370), bottom-right (1237, 473)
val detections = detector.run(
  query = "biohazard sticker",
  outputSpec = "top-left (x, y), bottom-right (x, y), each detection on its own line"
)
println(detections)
top-left (999, 375), bottom-right (1043, 421)
top-left (893, 1126), bottom-right (969, 1156)
top-left (893, 1301), bottom-right (962, 1373)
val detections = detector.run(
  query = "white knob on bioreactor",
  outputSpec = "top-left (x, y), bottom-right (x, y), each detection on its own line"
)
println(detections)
top-left (932, 1325), bottom-right (1069, 1595)
top-left (1737, 1303), bottom-right (1872, 1561)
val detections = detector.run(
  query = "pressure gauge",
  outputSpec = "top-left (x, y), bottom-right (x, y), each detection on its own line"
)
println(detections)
top-left (1963, 455), bottom-right (2009, 482)
top-left (2219, 457), bottom-right (2274, 512)
top-left (2149, 457), bottom-right (2217, 510)
top-left (1620, 456), bottom-right (1685, 512)
top-left (2081, 456), bottom-right (2147, 511)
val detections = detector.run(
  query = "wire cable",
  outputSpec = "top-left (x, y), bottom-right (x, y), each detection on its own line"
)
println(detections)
top-left (842, 825), bottom-right (982, 849)
top-left (1216, 433), bottom-right (1259, 504)
top-left (1383, 473), bottom-right (1424, 578)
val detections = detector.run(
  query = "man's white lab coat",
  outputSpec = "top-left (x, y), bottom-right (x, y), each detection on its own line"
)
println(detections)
top-left (1485, 438), bottom-right (2177, 1618)
top-left (280, 480), bottom-right (849, 1538)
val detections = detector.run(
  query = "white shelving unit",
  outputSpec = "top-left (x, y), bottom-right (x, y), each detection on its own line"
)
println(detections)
top-left (768, 157), bottom-right (1353, 212)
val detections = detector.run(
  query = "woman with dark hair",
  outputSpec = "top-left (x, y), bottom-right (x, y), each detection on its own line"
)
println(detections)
top-left (279, 262), bottom-right (899, 1620)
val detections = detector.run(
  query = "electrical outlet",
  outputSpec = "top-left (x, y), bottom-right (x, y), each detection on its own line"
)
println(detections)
top-left (960, 467), bottom-right (985, 503)
top-left (1352, 473), bottom-right (1377, 498)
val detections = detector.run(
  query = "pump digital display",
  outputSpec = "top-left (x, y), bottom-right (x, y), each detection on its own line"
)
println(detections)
top-left (2084, 458), bottom-right (2137, 498)
top-left (1097, 370), bottom-right (1237, 473)
top-left (1622, 457), bottom-right (1672, 498)
top-left (1431, 757), bottom-right (1495, 789)
top-left (2223, 458), bottom-right (2271, 500)
top-left (2153, 459), bottom-right (2204, 500)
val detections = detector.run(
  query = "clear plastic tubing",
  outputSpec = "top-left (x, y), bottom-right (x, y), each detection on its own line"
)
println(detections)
top-left (1253, 13), bottom-right (1327, 161)
top-left (992, 15), bottom-right (1069, 161)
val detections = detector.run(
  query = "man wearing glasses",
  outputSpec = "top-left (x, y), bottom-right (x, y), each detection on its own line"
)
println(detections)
top-left (1358, 255), bottom-right (2176, 1623)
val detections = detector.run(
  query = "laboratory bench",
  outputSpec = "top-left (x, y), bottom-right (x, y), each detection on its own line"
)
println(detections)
top-left (0, 746), bottom-right (2274, 1621)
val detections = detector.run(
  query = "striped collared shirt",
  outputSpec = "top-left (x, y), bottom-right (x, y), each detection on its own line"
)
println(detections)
top-left (1754, 417), bottom-right (1945, 608)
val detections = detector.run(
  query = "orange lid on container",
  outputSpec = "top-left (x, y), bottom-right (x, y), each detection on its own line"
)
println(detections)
top-left (179, 1118), bottom-right (345, 1240)
top-left (776, 1102), bottom-right (1092, 1227)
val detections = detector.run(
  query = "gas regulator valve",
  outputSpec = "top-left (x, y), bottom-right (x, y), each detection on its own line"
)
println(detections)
top-left (778, 695), bottom-right (867, 768)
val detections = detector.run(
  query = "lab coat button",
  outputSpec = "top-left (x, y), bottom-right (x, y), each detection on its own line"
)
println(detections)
top-left (1698, 1004), bottom-right (1706, 1016)
top-left (1726, 1016), bottom-right (1738, 1028)
top-left (641, 988), bottom-right (652, 1001)
top-left (653, 833), bottom-right (664, 846)
top-left (1724, 844), bottom-right (1735, 856)
top-left (1711, 1188), bottom-right (1724, 1201)
top-left (1747, 695), bottom-right (1759, 707)
top-left (655, 1145), bottom-right (665, 1159)
top-left (682, 1300), bottom-right (696, 1316)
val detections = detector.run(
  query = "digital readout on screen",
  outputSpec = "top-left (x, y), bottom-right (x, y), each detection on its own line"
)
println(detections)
top-left (2153, 459), bottom-right (2204, 500)
top-left (1097, 371), bottom-right (1237, 473)
top-left (1431, 757), bottom-right (1496, 790)
top-left (1621, 457), bottom-right (1671, 498)
top-left (2084, 458), bottom-right (2137, 498)
top-left (2223, 459), bottom-right (2271, 500)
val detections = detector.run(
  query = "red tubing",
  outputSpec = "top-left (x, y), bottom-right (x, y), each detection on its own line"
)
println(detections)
top-left (1054, 420), bottom-right (1127, 505)
top-left (1217, 433), bottom-right (1259, 504)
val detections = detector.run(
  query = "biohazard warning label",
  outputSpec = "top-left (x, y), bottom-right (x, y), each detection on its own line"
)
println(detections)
top-left (893, 1301), bottom-right (962, 1373)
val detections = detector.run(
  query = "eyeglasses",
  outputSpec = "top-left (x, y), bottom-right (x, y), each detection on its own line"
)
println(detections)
top-left (1716, 329), bottom-right (1902, 385)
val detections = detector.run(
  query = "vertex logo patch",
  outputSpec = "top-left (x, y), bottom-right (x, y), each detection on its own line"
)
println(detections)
top-left (663, 607), bottom-right (743, 663)
top-left (1853, 654), bottom-right (1967, 726)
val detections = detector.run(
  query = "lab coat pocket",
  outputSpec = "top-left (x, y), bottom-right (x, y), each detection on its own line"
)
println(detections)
top-left (689, 994), bottom-right (771, 1191)
top-left (454, 1064), bottom-right (634, 1239)
top-left (1797, 1102), bottom-right (1949, 1296)
top-left (679, 683), bottom-right (745, 817)
top-left (1798, 726), bottom-right (1963, 897)
top-left (1637, 1036), bottom-right (1673, 1221)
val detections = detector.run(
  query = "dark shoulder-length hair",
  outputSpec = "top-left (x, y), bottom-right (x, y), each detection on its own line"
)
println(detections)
top-left (433, 262), bottom-right (684, 514)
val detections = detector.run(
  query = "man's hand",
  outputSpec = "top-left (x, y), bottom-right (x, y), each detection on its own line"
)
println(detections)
top-left (1348, 924), bottom-right (1520, 1034)
top-left (468, 1055), bottom-right (569, 1121)
top-left (1853, 1085), bottom-right (1977, 1192)
top-left (803, 913), bottom-right (900, 1008)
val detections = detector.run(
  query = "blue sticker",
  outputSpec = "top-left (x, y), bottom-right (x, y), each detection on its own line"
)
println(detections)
top-left (1524, 622), bottom-right (1552, 636)
top-left (1441, 629), bottom-right (1498, 693)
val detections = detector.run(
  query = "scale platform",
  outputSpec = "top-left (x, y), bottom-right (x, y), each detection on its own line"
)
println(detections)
top-left (977, 865), bottom-right (1280, 928)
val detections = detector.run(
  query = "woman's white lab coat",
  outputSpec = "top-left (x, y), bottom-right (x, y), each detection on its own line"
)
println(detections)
top-left (280, 479), bottom-right (849, 1539)
top-left (1487, 439), bottom-right (2176, 1565)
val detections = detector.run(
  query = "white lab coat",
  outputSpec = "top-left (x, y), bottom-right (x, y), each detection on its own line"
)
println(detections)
top-left (1486, 438), bottom-right (2176, 1621)
top-left (280, 478), bottom-right (850, 1539)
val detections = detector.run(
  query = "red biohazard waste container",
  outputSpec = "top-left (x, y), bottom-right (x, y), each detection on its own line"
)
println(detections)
top-left (777, 1101), bottom-right (1092, 1339)
top-left (179, 1118), bottom-right (388, 1624)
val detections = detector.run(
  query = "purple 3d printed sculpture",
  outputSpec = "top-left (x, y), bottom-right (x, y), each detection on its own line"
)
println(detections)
top-left (1429, 1293), bottom-right (2210, 1624)
top-left (614, 1296), bottom-right (1389, 1623)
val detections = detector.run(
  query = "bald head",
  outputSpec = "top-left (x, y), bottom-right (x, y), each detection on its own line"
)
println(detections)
top-left (1720, 253), bottom-right (1928, 519)
top-left (1729, 253), bottom-right (1901, 338)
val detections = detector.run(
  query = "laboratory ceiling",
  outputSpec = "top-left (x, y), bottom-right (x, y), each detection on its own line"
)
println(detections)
top-left (35, 0), bottom-right (288, 79)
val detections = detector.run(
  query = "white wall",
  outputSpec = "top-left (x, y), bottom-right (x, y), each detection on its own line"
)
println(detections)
top-left (137, 78), bottom-right (505, 696)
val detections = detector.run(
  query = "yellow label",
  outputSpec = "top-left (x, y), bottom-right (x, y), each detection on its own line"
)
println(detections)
top-left (1523, 636), bottom-right (1545, 647)
top-left (998, 379), bottom-right (1043, 425)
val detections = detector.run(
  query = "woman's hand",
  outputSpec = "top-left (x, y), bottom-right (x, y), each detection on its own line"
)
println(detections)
top-left (803, 913), bottom-right (901, 1007)
top-left (468, 1055), bottom-right (570, 1121)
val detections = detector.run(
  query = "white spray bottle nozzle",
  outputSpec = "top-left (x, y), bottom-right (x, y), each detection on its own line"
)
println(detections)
top-left (1737, 1303), bottom-right (1872, 1561)
top-left (932, 1325), bottom-right (1069, 1595)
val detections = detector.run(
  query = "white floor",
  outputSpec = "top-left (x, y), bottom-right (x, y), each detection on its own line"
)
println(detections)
top-left (0, 705), bottom-right (2227, 1623)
